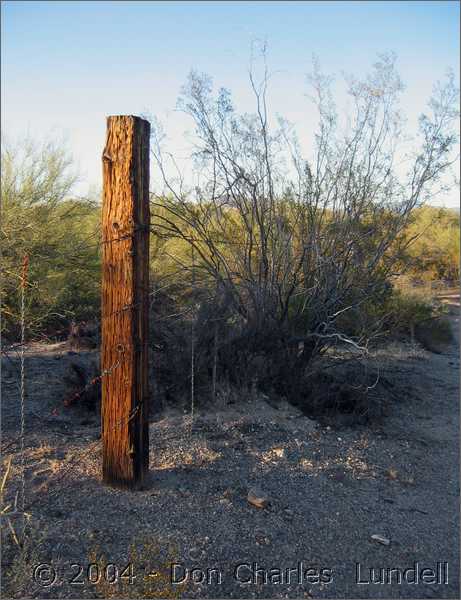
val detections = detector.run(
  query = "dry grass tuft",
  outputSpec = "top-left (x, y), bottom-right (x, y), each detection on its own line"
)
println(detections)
top-left (88, 538), bottom-right (184, 599)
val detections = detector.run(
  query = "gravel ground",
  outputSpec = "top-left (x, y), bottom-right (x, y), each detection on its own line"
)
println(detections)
top-left (1, 298), bottom-right (459, 599)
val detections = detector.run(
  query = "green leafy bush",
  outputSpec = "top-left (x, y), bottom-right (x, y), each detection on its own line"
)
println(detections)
top-left (1, 139), bottom-right (101, 340)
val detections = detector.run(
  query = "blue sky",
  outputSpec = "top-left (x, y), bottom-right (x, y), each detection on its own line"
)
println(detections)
top-left (2, 0), bottom-right (460, 205)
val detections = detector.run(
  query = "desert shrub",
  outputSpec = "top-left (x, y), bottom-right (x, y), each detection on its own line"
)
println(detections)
top-left (2, 57), bottom-right (458, 420)
top-left (415, 317), bottom-right (454, 353)
top-left (150, 55), bottom-right (458, 403)
top-left (385, 289), bottom-right (434, 337)
top-left (149, 285), bottom-right (195, 406)
top-left (401, 206), bottom-right (460, 282)
top-left (1, 138), bottom-right (101, 340)
top-left (375, 286), bottom-right (454, 352)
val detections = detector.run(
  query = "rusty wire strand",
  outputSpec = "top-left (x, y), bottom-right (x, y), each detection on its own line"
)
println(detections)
top-left (19, 254), bottom-right (29, 545)
top-left (4, 224), bottom-right (154, 518)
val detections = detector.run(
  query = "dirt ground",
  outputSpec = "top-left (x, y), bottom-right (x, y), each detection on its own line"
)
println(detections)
top-left (1, 296), bottom-right (459, 599)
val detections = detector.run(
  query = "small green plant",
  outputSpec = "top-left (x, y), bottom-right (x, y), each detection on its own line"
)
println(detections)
top-left (387, 289), bottom-right (433, 337)
top-left (383, 288), bottom-right (454, 351)
top-left (89, 538), bottom-right (184, 599)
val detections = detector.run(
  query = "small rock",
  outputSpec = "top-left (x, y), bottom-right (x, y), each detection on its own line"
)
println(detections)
top-left (386, 467), bottom-right (399, 480)
top-left (273, 447), bottom-right (285, 458)
top-left (283, 508), bottom-right (294, 521)
top-left (371, 534), bottom-right (390, 546)
top-left (247, 487), bottom-right (270, 509)
top-left (254, 529), bottom-right (271, 545)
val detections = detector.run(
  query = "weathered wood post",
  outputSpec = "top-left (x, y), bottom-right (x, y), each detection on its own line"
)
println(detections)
top-left (101, 115), bottom-right (150, 489)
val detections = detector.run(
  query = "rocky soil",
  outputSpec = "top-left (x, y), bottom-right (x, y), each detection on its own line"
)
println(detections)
top-left (1, 296), bottom-right (459, 599)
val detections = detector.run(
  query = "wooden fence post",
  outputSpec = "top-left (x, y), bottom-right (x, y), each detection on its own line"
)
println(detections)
top-left (101, 115), bottom-right (150, 489)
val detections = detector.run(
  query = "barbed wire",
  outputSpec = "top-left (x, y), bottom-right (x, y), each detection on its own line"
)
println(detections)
top-left (19, 254), bottom-right (29, 544)
top-left (2, 201), bottom-right (457, 534)
top-left (2, 222), bottom-right (156, 532)
top-left (3, 322), bottom-right (196, 519)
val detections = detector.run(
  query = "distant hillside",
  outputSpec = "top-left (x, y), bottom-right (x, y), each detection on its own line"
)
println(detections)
top-left (426, 204), bottom-right (460, 214)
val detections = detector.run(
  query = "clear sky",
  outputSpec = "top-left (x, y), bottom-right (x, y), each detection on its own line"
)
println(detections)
top-left (2, 0), bottom-right (460, 205)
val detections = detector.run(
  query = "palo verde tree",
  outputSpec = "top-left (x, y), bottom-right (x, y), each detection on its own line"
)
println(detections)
top-left (1, 138), bottom-right (101, 339)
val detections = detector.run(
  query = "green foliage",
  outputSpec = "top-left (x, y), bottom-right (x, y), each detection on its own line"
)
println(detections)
top-left (1, 139), bottom-right (101, 339)
top-left (401, 206), bottom-right (460, 282)
top-left (385, 289), bottom-right (434, 335)
top-left (1, 136), bottom-right (457, 366)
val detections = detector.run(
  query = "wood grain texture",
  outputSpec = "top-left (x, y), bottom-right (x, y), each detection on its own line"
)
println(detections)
top-left (101, 115), bottom-right (150, 489)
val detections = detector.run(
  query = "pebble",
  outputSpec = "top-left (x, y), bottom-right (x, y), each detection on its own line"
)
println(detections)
top-left (247, 487), bottom-right (270, 509)
top-left (254, 529), bottom-right (271, 545)
top-left (371, 534), bottom-right (390, 546)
